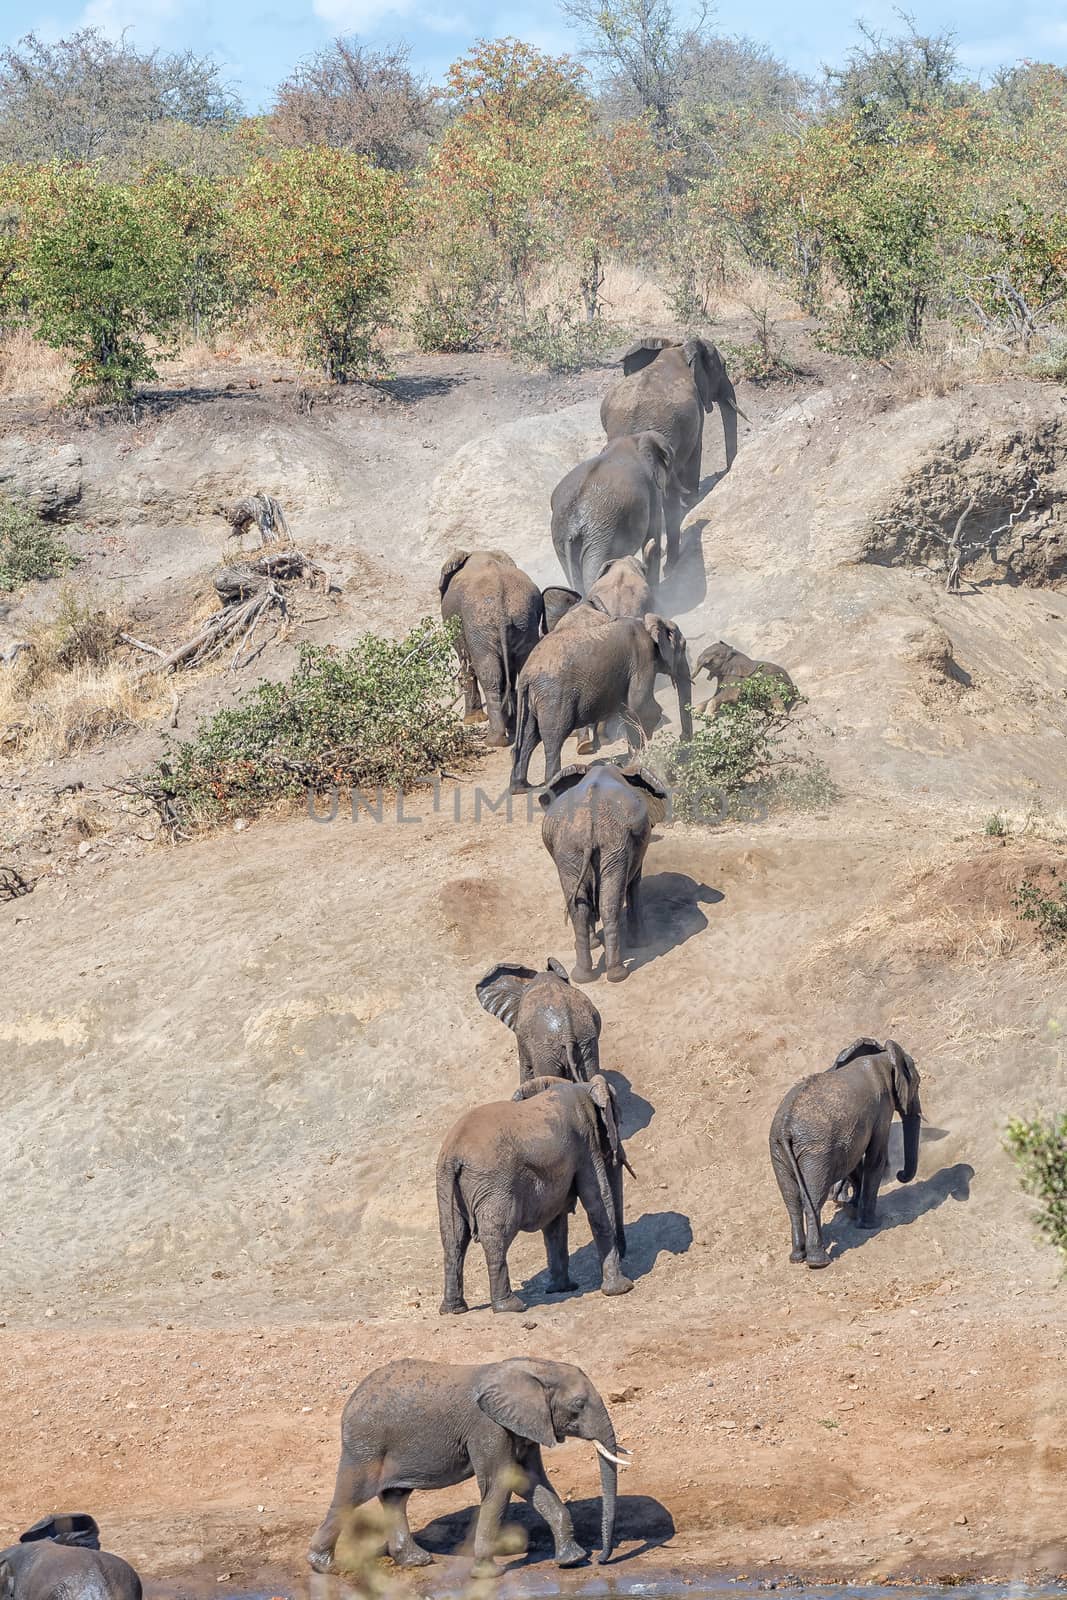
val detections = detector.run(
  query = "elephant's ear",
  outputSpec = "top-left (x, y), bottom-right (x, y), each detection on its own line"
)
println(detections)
top-left (538, 764), bottom-right (587, 809)
top-left (644, 612), bottom-right (688, 679)
top-left (831, 1037), bottom-right (884, 1070)
top-left (20, 1516), bottom-right (100, 1550)
top-left (542, 586), bottom-right (582, 631)
top-left (637, 429), bottom-right (675, 482)
top-left (474, 1362), bottom-right (556, 1447)
top-left (546, 955), bottom-right (571, 983)
top-left (612, 758), bottom-right (669, 826)
top-left (682, 337), bottom-right (723, 412)
top-left (884, 1039), bottom-right (919, 1116)
top-left (475, 963), bottom-right (537, 1030)
top-left (621, 337), bottom-right (674, 377)
top-left (439, 549), bottom-right (470, 598)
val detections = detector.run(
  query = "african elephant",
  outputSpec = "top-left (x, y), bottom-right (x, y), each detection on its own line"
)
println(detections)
top-left (439, 550), bottom-right (544, 747)
top-left (509, 610), bottom-right (692, 792)
top-left (535, 563), bottom-right (654, 755)
top-left (0, 1517), bottom-right (141, 1600)
top-left (307, 1356), bottom-right (630, 1577)
top-left (769, 1038), bottom-right (923, 1269)
top-left (601, 338), bottom-right (741, 553)
top-left (694, 641), bottom-right (797, 715)
top-left (551, 432), bottom-right (673, 592)
top-left (476, 956), bottom-right (602, 1084)
top-left (437, 1073), bottom-right (633, 1313)
top-left (540, 760), bottom-right (668, 983)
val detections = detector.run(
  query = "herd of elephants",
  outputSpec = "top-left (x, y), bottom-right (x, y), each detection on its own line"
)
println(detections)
top-left (2, 338), bottom-right (926, 1597)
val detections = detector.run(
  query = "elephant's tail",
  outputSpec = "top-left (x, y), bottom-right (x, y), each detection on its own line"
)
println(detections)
top-left (437, 1154), bottom-right (477, 1243)
top-left (499, 617), bottom-right (513, 723)
top-left (565, 844), bottom-right (597, 926)
top-left (781, 1134), bottom-right (819, 1240)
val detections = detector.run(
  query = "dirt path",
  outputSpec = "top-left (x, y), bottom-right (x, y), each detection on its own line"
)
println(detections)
top-left (1, 343), bottom-right (1066, 1590)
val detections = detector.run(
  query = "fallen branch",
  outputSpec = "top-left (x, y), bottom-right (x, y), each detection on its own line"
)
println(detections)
top-left (132, 550), bottom-right (332, 675)
top-left (0, 864), bottom-right (34, 902)
top-left (216, 493), bottom-right (292, 546)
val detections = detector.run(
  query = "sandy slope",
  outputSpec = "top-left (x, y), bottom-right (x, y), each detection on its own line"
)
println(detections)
top-left (1, 343), bottom-right (1065, 1587)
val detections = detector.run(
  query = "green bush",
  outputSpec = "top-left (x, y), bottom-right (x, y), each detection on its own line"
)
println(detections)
top-left (139, 620), bottom-right (474, 834)
top-left (508, 303), bottom-right (618, 372)
top-left (985, 812), bottom-right (1008, 836)
top-left (0, 496), bottom-right (76, 591)
top-left (1014, 870), bottom-right (1067, 945)
top-left (653, 671), bottom-right (829, 824)
top-left (1006, 1114), bottom-right (1067, 1263)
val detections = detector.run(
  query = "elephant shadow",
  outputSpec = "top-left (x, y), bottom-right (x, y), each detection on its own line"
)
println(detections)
top-left (603, 1069), bottom-right (654, 1138)
top-left (520, 1210), bottom-right (693, 1305)
top-left (414, 1490), bottom-right (675, 1568)
top-left (628, 873), bottom-right (723, 971)
top-left (655, 517), bottom-right (708, 616)
top-left (824, 1161), bottom-right (975, 1259)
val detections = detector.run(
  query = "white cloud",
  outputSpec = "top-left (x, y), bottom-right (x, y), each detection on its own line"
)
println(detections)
top-left (77, 0), bottom-right (183, 43)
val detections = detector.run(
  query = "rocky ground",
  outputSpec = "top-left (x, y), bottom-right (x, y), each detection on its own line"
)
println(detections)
top-left (1, 329), bottom-right (1065, 1594)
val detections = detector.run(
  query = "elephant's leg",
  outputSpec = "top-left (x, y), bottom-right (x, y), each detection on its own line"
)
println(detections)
top-left (543, 1211), bottom-right (577, 1293)
top-left (438, 1195), bottom-right (471, 1316)
top-left (471, 1467), bottom-right (515, 1575)
top-left (509, 702), bottom-right (541, 793)
top-left (308, 1458), bottom-right (374, 1571)
top-left (575, 1160), bottom-right (633, 1296)
top-left (769, 1144), bottom-right (808, 1264)
top-left (380, 1488), bottom-right (433, 1568)
top-left (856, 1142), bottom-right (888, 1230)
top-left (569, 895), bottom-right (597, 985)
top-left (626, 866), bottom-right (643, 945)
top-left (518, 1451), bottom-right (586, 1567)
top-left (541, 723), bottom-right (568, 787)
top-left (575, 724), bottom-right (600, 756)
top-left (664, 482), bottom-right (683, 572)
top-left (480, 654), bottom-right (511, 749)
top-left (456, 639), bottom-right (487, 725)
top-left (799, 1161), bottom-right (831, 1269)
top-left (481, 1219), bottom-right (526, 1313)
top-left (599, 856), bottom-right (630, 983)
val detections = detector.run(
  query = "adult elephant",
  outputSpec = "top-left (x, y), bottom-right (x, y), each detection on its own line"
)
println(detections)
top-left (540, 760), bottom-right (668, 983)
top-left (437, 1074), bottom-right (633, 1313)
top-left (0, 1516), bottom-right (141, 1600)
top-left (509, 610), bottom-right (692, 792)
top-left (476, 956), bottom-right (602, 1084)
top-left (601, 337), bottom-right (741, 549)
top-left (439, 549), bottom-right (544, 748)
top-left (551, 432), bottom-right (673, 592)
top-left (307, 1356), bottom-right (630, 1576)
top-left (769, 1038), bottom-right (923, 1269)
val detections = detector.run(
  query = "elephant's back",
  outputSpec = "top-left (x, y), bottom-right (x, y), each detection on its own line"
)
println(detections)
top-left (343, 1359), bottom-right (476, 1427)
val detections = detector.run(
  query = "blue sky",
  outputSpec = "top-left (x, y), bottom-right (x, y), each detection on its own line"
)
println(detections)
top-left (3, 0), bottom-right (1066, 112)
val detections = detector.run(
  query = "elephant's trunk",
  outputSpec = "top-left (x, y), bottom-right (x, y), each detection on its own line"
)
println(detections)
top-left (585, 1396), bottom-right (624, 1562)
top-left (897, 1103), bottom-right (922, 1184)
top-left (719, 378), bottom-right (739, 470)
top-left (675, 659), bottom-right (694, 741)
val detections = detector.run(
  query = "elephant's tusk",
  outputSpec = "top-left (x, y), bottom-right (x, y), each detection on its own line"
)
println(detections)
top-left (594, 1440), bottom-right (632, 1468)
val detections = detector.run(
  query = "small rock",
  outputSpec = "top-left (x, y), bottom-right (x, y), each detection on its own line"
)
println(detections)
top-left (233, 818), bottom-right (248, 832)
top-left (76, 840), bottom-right (92, 858)
top-left (44, 1306), bottom-right (56, 1318)
top-left (954, 1514), bottom-right (968, 1525)
top-left (521, 1319), bottom-right (538, 1330)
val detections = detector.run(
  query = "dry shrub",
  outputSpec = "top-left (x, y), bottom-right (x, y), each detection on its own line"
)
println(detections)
top-left (0, 588), bottom-right (165, 761)
top-left (0, 329), bottom-right (72, 405)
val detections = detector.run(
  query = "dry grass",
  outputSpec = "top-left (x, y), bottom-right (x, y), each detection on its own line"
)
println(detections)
top-left (0, 330), bottom-right (72, 405)
top-left (0, 588), bottom-right (167, 762)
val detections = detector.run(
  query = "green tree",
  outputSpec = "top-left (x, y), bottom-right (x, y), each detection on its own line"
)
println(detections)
top-left (4, 164), bottom-right (189, 401)
top-left (232, 146), bottom-right (409, 380)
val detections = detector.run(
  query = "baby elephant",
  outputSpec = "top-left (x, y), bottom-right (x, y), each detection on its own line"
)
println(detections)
top-left (476, 956), bottom-right (602, 1083)
top-left (694, 641), bottom-right (797, 715)
top-left (540, 760), bottom-right (668, 983)
top-left (769, 1038), bottom-right (923, 1269)
top-left (307, 1356), bottom-right (630, 1575)
top-left (0, 1516), bottom-right (142, 1600)
top-left (437, 1074), bottom-right (633, 1314)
